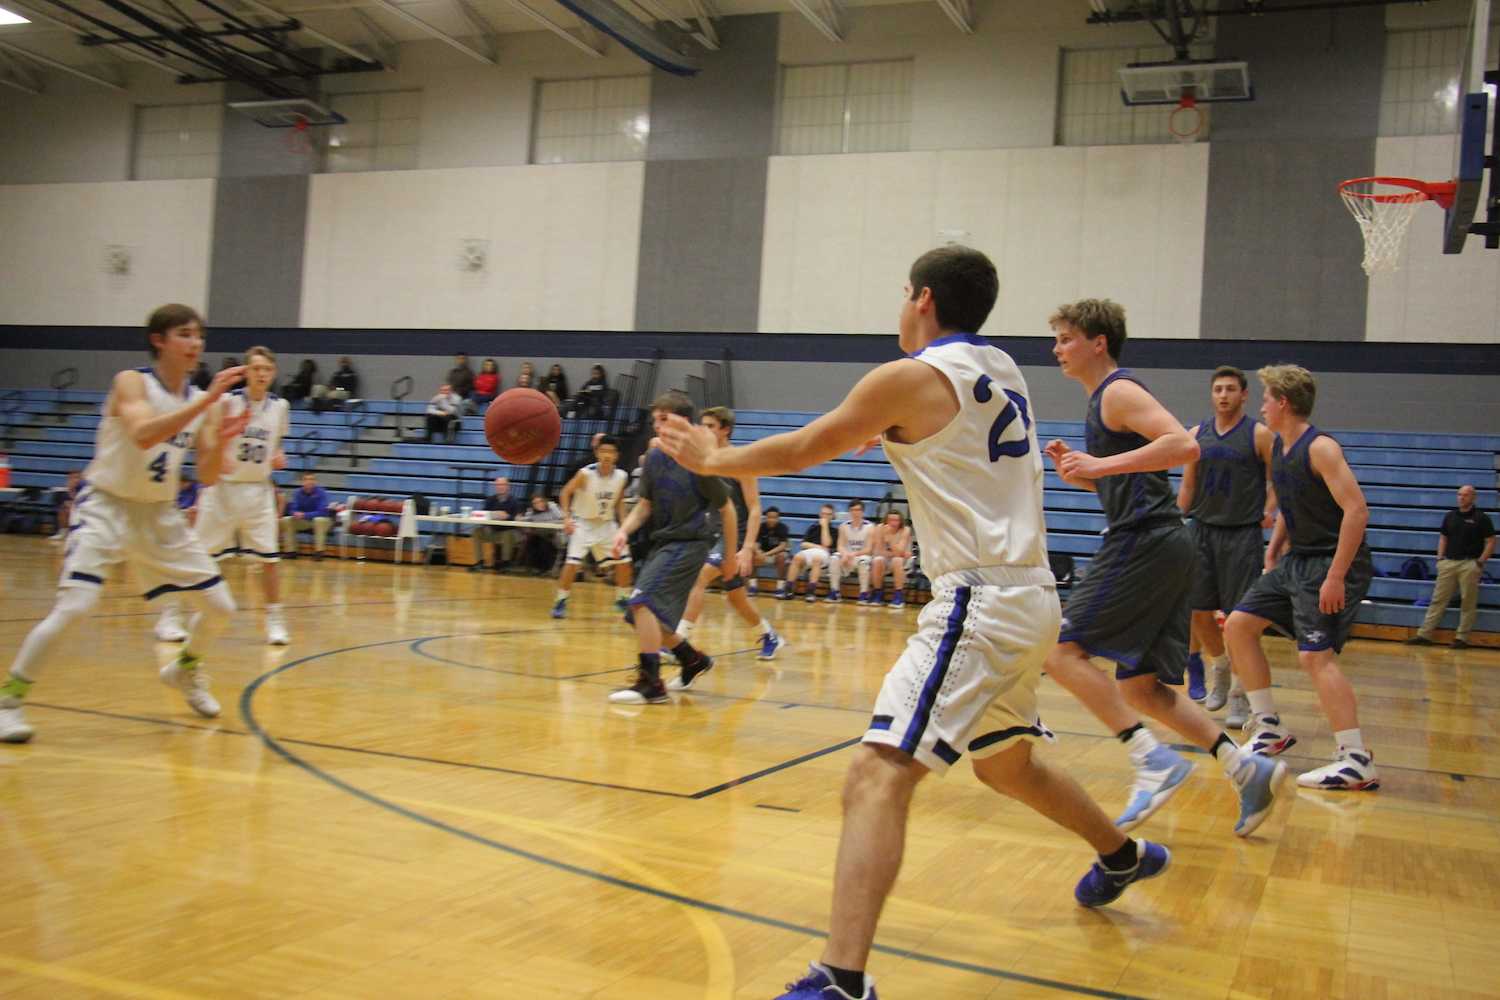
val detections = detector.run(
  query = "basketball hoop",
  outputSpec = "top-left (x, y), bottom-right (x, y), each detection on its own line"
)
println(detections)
top-left (1338, 176), bottom-right (1456, 275)
top-left (1169, 94), bottom-right (1203, 144)
top-left (285, 115), bottom-right (315, 157)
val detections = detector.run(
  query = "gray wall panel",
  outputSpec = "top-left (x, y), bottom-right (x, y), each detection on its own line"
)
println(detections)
top-left (206, 175), bottom-right (309, 328)
top-left (646, 15), bottom-right (779, 162)
top-left (1203, 6), bottom-right (1385, 342)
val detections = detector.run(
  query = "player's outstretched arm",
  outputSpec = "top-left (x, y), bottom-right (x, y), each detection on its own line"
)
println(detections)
top-left (1309, 435), bottom-right (1369, 612)
top-left (1056, 380), bottom-right (1198, 482)
top-left (1254, 422), bottom-right (1279, 527)
top-left (112, 365), bottom-right (245, 450)
top-left (659, 360), bottom-right (933, 478)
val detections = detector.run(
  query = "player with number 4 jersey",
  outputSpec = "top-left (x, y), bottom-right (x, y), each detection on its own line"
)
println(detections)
top-left (662, 247), bottom-right (1171, 1000)
top-left (157, 345), bottom-right (292, 646)
top-left (2, 305), bottom-right (246, 745)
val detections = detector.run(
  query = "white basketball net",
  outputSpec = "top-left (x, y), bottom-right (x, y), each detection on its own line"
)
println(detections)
top-left (1340, 181), bottom-right (1427, 276)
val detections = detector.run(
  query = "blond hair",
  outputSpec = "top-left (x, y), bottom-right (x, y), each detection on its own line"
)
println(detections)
top-left (1049, 299), bottom-right (1127, 360)
top-left (1257, 364), bottom-right (1317, 418)
top-left (244, 345), bottom-right (276, 365)
top-left (700, 406), bottom-right (735, 430)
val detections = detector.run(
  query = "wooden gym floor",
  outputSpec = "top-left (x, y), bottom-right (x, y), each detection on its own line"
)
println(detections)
top-left (1, 535), bottom-right (1497, 1000)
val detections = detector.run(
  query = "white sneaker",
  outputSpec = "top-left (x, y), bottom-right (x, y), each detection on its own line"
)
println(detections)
top-left (1297, 748), bottom-right (1380, 791)
top-left (0, 699), bottom-right (34, 743)
top-left (1203, 663), bottom-right (1231, 711)
top-left (160, 656), bottom-right (221, 718)
top-left (154, 606), bottom-right (189, 643)
top-left (1225, 689), bottom-right (1250, 731)
top-left (266, 613), bottom-right (290, 646)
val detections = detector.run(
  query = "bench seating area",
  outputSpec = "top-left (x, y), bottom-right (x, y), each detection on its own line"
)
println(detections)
top-left (4, 389), bottom-right (1496, 639)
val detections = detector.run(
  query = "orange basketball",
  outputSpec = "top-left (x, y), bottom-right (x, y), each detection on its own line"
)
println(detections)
top-left (484, 388), bottom-right (561, 464)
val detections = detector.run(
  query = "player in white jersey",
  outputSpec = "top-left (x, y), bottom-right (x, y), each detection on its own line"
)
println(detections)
top-left (663, 247), bottom-right (1171, 1000)
top-left (829, 501), bottom-right (876, 604)
top-left (156, 345), bottom-right (291, 645)
top-left (1, 304), bottom-right (248, 744)
top-left (552, 435), bottom-right (632, 618)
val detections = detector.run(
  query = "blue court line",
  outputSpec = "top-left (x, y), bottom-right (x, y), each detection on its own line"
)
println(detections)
top-left (238, 635), bottom-right (1151, 1000)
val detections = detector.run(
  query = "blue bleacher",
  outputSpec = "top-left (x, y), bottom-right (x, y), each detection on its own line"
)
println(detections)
top-left (5, 390), bottom-right (1495, 635)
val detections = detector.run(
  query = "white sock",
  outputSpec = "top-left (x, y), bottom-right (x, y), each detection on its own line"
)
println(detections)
top-left (1334, 728), bottom-right (1364, 751)
top-left (1125, 726), bottom-right (1160, 765)
top-left (756, 618), bottom-right (772, 636)
top-left (677, 620), bottom-right (694, 639)
top-left (1208, 654), bottom-right (1229, 672)
top-left (1247, 689), bottom-right (1277, 717)
top-left (555, 590), bottom-right (568, 602)
top-left (1229, 676), bottom-right (1245, 696)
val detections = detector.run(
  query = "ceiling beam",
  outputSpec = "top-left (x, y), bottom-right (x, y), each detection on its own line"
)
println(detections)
top-left (451, 0), bottom-right (498, 60)
top-left (234, 0), bottom-right (383, 65)
top-left (682, 0), bottom-right (717, 49)
top-left (350, 7), bottom-right (399, 66)
top-left (788, 0), bottom-right (841, 43)
top-left (0, 46), bottom-right (45, 92)
top-left (934, 0), bottom-right (973, 34)
top-left (3, 0), bottom-right (184, 75)
top-left (0, 37), bottom-right (128, 89)
top-left (492, 0), bottom-right (603, 58)
top-left (366, 0), bottom-right (494, 63)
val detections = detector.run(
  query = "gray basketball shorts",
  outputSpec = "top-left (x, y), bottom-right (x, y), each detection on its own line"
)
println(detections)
top-left (1058, 520), bottom-right (1194, 683)
top-left (1190, 521), bottom-right (1265, 613)
top-left (702, 534), bottom-right (745, 592)
top-left (1234, 545), bottom-right (1373, 654)
top-left (625, 537), bottom-right (713, 630)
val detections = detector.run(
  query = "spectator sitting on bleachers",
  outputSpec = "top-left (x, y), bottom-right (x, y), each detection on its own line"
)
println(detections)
top-left (49, 469), bottom-right (82, 541)
top-left (284, 359), bottom-right (317, 405)
top-left (541, 364), bottom-right (569, 410)
top-left (281, 471), bottom-right (335, 559)
top-left (425, 384), bottom-right (462, 443)
top-left (574, 365), bottom-right (609, 418)
top-left (869, 510), bottom-right (914, 609)
top-left (516, 361), bottom-right (535, 388)
top-left (328, 356), bottom-right (360, 401)
top-left (472, 359), bottom-right (501, 410)
top-left (748, 505), bottom-right (791, 593)
top-left (520, 492), bottom-right (563, 574)
top-left (470, 475), bottom-right (526, 572)
top-left (447, 353), bottom-right (476, 412)
top-left (778, 502), bottom-right (838, 602)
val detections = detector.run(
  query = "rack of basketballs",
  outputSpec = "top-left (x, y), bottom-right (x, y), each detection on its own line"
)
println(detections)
top-left (346, 497), bottom-right (403, 539)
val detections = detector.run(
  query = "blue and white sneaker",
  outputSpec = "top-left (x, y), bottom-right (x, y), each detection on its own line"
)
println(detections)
top-left (1247, 715), bottom-right (1298, 756)
top-left (825, 589), bottom-right (841, 604)
top-left (1297, 748), bottom-right (1380, 791)
top-left (774, 963), bottom-right (876, 999)
top-left (758, 631), bottom-right (788, 661)
top-left (550, 598), bottom-right (567, 620)
top-left (1230, 751), bottom-right (1288, 837)
top-left (856, 591), bottom-right (872, 606)
top-left (1115, 745), bottom-right (1195, 831)
top-left (887, 593), bottom-right (905, 610)
top-left (1186, 653), bottom-right (1206, 702)
top-left (1075, 839), bottom-right (1171, 908)
top-left (776, 586), bottom-right (795, 601)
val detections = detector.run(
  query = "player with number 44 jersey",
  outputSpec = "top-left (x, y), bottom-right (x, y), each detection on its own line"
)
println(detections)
top-left (662, 247), bottom-right (1169, 1000)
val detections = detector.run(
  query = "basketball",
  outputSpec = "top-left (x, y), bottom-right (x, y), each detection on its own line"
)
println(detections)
top-left (484, 388), bottom-right (561, 464)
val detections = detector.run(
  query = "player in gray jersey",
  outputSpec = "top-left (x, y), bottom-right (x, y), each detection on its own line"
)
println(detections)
top-left (1177, 366), bottom-right (1277, 725)
top-left (1045, 300), bottom-right (1285, 839)
top-left (1225, 365), bottom-right (1378, 791)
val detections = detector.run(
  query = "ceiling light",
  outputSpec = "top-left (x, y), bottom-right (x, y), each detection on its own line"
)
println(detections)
top-left (0, 6), bottom-right (32, 26)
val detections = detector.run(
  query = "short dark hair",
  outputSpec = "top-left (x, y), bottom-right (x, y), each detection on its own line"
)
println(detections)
top-left (908, 245), bottom-right (999, 334)
top-left (651, 390), bottom-right (695, 420)
top-left (596, 434), bottom-right (619, 450)
top-left (765, 506), bottom-right (781, 515)
top-left (820, 503), bottom-right (835, 511)
top-left (849, 501), bottom-right (864, 510)
top-left (1050, 299), bottom-right (1127, 361)
top-left (1211, 365), bottom-right (1247, 390)
top-left (146, 304), bottom-right (203, 357)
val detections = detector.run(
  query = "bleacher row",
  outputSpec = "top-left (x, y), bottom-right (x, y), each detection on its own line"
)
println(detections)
top-left (4, 388), bottom-right (1498, 636)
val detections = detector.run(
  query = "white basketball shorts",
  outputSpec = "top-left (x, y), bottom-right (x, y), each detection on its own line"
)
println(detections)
top-left (864, 570), bottom-right (1060, 776)
top-left (196, 480), bottom-right (281, 561)
top-left (61, 487), bottom-right (222, 600)
top-left (565, 518), bottom-right (629, 565)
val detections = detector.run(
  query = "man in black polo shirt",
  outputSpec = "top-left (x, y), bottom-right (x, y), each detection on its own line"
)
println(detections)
top-left (1407, 484), bottom-right (1495, 649)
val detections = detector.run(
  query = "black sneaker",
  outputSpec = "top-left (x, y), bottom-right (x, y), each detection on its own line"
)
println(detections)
top-left (667, 655), bottom-right (715, 692)
top-left (1452, 638), bottom-right (1472, 649)
top-left (1404, 635), bottom-right (1434, 646)
top-left (608, 671), bottom-right (669, 704)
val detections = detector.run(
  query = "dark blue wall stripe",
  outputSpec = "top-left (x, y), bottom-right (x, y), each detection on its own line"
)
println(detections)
top-left (3, 326), bottom-right (1496, 374)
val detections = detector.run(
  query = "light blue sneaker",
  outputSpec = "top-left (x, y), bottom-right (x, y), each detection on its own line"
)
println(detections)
top-left (1075, 840), bottom-right (1171, 908)
top-left (774, 963), bottom-right (875, 999)
top-left (1115, 745), bottom-right (1195, 831)
top-left (1231, 751), bottom-right (1288, 837)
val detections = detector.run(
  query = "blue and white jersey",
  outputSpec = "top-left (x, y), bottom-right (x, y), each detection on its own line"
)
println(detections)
top-left (86, 367), bottom-right (205, 503)
top-left (882, 334), bottom-right (1050, 580)
top-left (221, 390), bottom-right (290, 483)
top-left (573, 463), bottom-right (628, 523)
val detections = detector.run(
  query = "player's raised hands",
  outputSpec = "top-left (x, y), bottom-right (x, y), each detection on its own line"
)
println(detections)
top-left (217, 400), bottom-right (253, 443)
top-left (1044, 439), bottom-right (1071, 462)
top-left (205, 365), bottom-right (247, 401)
top-left (658, 414), bottom-right (718, 472)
